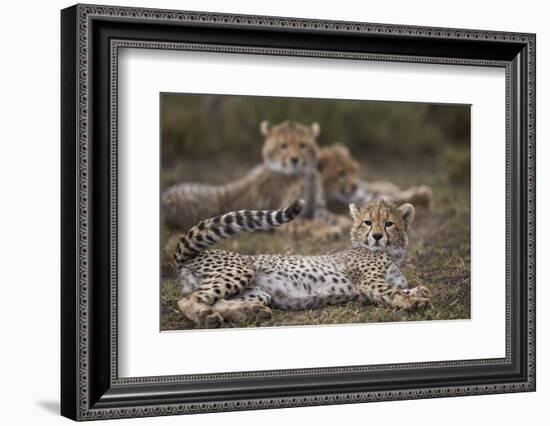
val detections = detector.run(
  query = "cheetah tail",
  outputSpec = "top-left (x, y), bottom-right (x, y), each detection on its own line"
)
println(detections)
top-left (173, 199), bottom-right (305, 266)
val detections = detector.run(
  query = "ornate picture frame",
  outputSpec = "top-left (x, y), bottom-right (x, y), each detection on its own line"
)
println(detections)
top-left (61, 4), bottom-right (535, 420)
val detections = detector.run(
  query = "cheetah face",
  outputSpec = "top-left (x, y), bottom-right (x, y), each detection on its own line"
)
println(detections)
top-left (319, 143), bottom-right (359, 203)
top-left (319, 144), bottom-right (360, 203)
top-left (261, 120), bottom-right (320, 175)
top-left (349, 200), bottom-right (414, 253)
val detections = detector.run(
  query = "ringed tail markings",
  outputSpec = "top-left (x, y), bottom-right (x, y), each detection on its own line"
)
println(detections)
top-left (174, 199), bottom-right (305, 266)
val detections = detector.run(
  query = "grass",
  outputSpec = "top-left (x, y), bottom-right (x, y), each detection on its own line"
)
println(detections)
top-left (160, 155), bottom-right (471, 330)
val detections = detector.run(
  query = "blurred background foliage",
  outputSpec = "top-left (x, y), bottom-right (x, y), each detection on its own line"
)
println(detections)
top-left (161, 93), bottom-right (470, 185)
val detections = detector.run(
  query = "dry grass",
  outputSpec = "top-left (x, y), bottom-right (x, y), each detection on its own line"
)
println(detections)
top-left (160, 156), bottom-right (470, 330)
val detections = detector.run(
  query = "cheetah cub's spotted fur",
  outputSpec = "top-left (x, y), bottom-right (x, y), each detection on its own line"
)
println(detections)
top-left (162, 120), bottom-right (351, 239)
top-left (319, 144), bottom-right (433, 212)
top-left (175, 199), bottom-right (431, 328)
top-left (174, 200), bottom-right (430, 327)
top-left (162, 120), bottom-right (323, 231)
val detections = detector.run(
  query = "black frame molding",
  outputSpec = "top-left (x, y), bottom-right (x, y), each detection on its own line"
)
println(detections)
top-left (61, 4), bottom-right (535, 421)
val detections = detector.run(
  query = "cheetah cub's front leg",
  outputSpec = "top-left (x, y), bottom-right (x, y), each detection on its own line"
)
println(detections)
top-left (177, 270), bottom-right (255, 328)
top-left (385, 262), bottom-right (408, 289)
top-left (358, 274), bottom-right (431, 310)
top-left (213, 289), bottom-right (273, 325)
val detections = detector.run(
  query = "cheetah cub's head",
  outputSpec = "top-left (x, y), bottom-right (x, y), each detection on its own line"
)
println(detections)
top-left (318, 143), bottom-right (360, 203)
top-left (349, 200), bottom-right (415, 262)
top-left (261, 120), bottom-right (320, 175)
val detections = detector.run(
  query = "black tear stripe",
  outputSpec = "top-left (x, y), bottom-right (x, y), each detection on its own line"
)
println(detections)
top-left (385, 229), bottom-right (391, 246)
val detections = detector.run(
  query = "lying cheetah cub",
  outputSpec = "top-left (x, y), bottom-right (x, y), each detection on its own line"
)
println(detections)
top-left (175, 199), bottom-right (431, 328)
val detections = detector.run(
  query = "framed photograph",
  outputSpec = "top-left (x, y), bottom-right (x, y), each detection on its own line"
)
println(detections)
top-left (61, 4), bottom-right (536, 421)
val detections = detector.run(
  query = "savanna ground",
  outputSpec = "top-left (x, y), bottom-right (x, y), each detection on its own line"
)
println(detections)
top-left (160, 152), bottom-right (470, 330)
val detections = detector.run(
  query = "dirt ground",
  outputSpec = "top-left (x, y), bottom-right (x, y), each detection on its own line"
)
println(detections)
top-left (160, 154), bottom-right (470, 330)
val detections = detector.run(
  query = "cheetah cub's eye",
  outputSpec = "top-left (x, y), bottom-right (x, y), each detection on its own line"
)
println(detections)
top-left (299, 142), bottom-right (306, 149)
top-left (338, 170), bottom-right (347, 178)
top-left (280, 143), bottom-right (288, 149)
top-left (364, 220), bottom-right (372, 226)
top-left (385, 221), bottom-right (394, 227)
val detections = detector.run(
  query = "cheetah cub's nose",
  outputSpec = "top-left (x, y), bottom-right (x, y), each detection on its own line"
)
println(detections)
top-left (372, 233), bottom-right (383, 241)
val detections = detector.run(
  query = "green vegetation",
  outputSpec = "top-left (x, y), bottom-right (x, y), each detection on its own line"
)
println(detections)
top-left (162, 94), bottom-right (470, 166)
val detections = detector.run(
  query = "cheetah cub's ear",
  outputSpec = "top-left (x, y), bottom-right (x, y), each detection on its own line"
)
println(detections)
top-left (260, 120), bottom-right (272, 136)
top-left (349, 203), bottom-right (360, 221)
top-left (397, 203), bottom-right (415, 226)
top-left (310, 122), bottom-right (321, 138)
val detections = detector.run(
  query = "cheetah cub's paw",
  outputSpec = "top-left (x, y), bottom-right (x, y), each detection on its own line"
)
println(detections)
top-left (248, 302), bottom-right (273, 322)
top-left (177, 297), bottom-right (224, 328)
top-left (405, 285), bottom-right (432, 299)
top-left (393, 288), bottom-right (431, 310)
top-left (214, 300), bottom-right (273, 324)
top-left (409, 296), bottom-right (431, 310)
top-left (203, 310), bottom-right (225, 328)
top-left (401, 294), bottom-right (431, 310)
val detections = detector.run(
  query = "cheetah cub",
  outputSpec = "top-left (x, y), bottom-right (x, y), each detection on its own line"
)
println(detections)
top-left (175, 199), bottom-right (431, 328)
